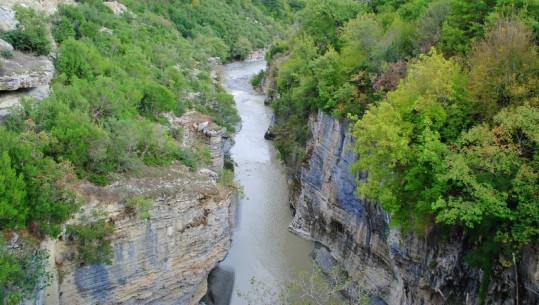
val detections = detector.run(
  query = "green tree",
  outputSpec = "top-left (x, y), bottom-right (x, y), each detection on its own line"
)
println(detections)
top-left (139, 81), bottom-right (176, 117)
top-left (439, 0), bottom-right (496, 56)
top-left (351, 49), bottom-right (468, 230)
top-left (0, 152), bottom-right (27, 230)
top-left (232, 36), bottom-right (253, 60)
top-left (299, 0), bottom-right (365, 51)
top-left (433, 104), bottom-right (539, 245)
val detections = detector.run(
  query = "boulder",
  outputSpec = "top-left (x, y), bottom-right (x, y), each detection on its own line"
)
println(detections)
top-left (0, 39), bottom-right (14, 52)
top-left (103, 1), bottom-right (128, 15)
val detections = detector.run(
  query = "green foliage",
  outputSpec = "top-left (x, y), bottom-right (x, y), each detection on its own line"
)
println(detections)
top-left (0, 6), bottom-right (51, 55)
top-left (299, 0), bottom-right (366, 51)
top-left (0, 152), bottom-right (27, 230)
top-left (122, 0), bottom-right (284, 61)
top-left (126, 196), bottom-right (153, 220)
top-left (217, 169), bottom-right (243, 194)
top-left (433, 105), bottom-right (539, 244)
top-left (52, 16), bottom-right (76, 43)
top-left (54, 39), bottom-right (104, 82)
top-left (265, 38), bottom-right (289, 61)
top-left (139, 81), bottom-right (176, 118)
top-left (467, 17), bottom-right (539, 119)
top-left (0, 128), bottom-right (82, 237)
top-left (0, 238), bottom-right (52, 305)
top-left (351, 49), bottom-right (468, 230)
top-left (250, 70), bottom-right (266, 88)
top-left (66, 211), bottom-right (115, 265)
top-left (232, 36), bottom-right (253, 60)
top-left (0, 49), bottom-right (13, 59)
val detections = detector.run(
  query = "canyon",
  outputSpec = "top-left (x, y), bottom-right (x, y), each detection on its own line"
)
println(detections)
top-left (287, 109), bottom-right (539, 305)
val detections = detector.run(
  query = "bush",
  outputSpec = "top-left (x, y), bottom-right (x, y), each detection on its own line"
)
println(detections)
top-left (0, 238), bottom-right (52, 305)
top-left (52, 17), bottom-right (76, 43)
top-left (66, 211), bottom-right (115, 265)
top-left (250, 70), bottom-right (266, 88)
top-left (0, 6), bottom-right (51, 55)
top-left (126, 196), bottom-right (153, 220)
top-left (0, 50), bottom-right (13, 59)
top-left (1, 29), bottom-right (50, 56)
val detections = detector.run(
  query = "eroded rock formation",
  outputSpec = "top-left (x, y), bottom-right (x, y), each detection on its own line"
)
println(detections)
top-left (41, 164), bottom-right (232, 305)
top-left (289, 110), bottom-right (539, 305)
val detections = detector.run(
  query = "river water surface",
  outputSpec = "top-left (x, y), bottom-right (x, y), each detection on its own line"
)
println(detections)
top-left (211, 59), bottom-right (314, 305)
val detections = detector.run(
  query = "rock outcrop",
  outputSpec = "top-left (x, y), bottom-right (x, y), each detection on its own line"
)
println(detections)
top-left (0, 39), bottom-right (14, 51)
top-left (104, 1), bottom-right (129, 15)
top-left (41, 164), bottom-right (232, 305)
top-left (289, 110), bottom-right (539, 305)
top-left (0, 0), bottom-right (74, 15)
top-left (0, 6), bottom-right (18, 31)
top-left (0, 51), bottom-right (54, 91)
top-left (173, 111), bottom-right (226, 171)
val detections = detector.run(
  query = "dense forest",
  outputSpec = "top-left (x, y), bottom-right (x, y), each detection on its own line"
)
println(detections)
top-left (0, 0), bottom-right (295, 303)
top-left (268, 0), bottom-right (538, 300)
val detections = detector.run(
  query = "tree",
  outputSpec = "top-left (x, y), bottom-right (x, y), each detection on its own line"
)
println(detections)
top-left (0, 152), bottom-right (27, 230)
top-left (139, 81), bottom-right (176, 117)
top-left (232, 36), bottom-right (253, 60)
top-left (439, 0), bottom-right (496, 56)
top-left (433, 104), bottom-right (539, 245)
top-left (351, 49), bottom-right (469, 230)
top-left (467, 16), bottom-right (539, 119)
top-left (299, 0), bottom-right (366, 51)
top-left (52, 16), bottom-right (76, 43)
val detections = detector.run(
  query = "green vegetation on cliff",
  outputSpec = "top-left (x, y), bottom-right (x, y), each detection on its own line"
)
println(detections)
top-left (0, 0), bottom-right (291, 303)
top-left (268, 0), bottom-right (538, 286)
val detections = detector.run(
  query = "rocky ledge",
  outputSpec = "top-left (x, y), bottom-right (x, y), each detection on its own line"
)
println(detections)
top-left (39, 164), bottom-right (232, 305)
top-left (0, 51), bottom-right (54, 91)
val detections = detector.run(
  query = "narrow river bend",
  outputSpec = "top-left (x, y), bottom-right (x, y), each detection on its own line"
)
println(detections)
top-left (205, 59), bottom-right (314, 305)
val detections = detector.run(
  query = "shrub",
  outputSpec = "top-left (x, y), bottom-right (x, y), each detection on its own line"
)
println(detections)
top-left (126, 196), bottom-right (153, 220)
top-left (52, 17), bottom-right (76, 43)
top-left (0, 6), bottom-right (51, 55)
top-left (250, 70), bottom-right (265, 88)
top-left (0, 50), bottom-right (13, 59)
top-left (0, 238), bottom-right (52, 305)
top-left (66, 211), bottom-right (115, 265)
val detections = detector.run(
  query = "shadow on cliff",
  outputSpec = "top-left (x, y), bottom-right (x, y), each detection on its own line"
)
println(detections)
top-left (201, 266), bottom-right (235, 305)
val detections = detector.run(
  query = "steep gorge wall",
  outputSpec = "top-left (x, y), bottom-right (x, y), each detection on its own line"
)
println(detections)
top-left (289, 110), bottom-right (539, 305)
top-left (39, 164), bottom-right (231, 305)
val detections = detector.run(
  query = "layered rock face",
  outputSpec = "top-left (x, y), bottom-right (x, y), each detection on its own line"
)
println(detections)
top-left (173, 111), bottom-right (226, 171)
top-left (289, 110), bottom-right (539, 305)
top-left (42, 165), bottom-right (231, 305)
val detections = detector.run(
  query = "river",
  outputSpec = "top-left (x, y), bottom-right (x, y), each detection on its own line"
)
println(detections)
top-left (204, 59), bottom-right (314, 305)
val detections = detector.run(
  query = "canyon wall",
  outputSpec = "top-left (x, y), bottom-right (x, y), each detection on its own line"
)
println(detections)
top-left (289, 110), bottom-right (539, 305)
top-left (38, 164), bottom-right (231, 305)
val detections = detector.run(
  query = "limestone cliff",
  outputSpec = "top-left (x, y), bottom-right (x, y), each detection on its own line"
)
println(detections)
top-left (40, 164), bottom-right (231, 305)
top-left (289, 110), bottom-right (539, 305)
